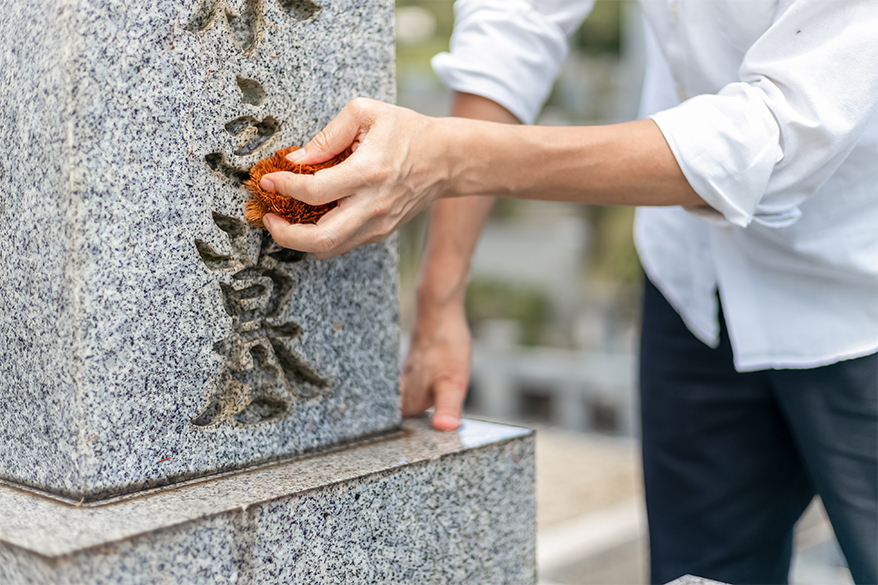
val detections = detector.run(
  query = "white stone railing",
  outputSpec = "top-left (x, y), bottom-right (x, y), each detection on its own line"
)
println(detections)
top-left (470, 341), bottom-right (638, 435)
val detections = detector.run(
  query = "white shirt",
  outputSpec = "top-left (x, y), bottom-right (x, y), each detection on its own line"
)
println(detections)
top-left (431, 0), bottom-right (878, 371)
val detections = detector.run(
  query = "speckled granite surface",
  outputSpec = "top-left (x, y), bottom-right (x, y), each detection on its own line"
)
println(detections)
top-left (0, 0), bottom-right (399, 500)
top-left (0, 419), bottom-right (536, 585)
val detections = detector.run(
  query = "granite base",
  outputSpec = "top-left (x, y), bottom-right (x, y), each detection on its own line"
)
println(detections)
top-left (0, 419), bottom-right (535, 585)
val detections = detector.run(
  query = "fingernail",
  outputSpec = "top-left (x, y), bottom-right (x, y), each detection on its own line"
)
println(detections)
top-left (432, 414), bottom-right (460, 431)
top-left (286, 149), bottom-right (307, 164)
top-left (262, 215), bottom-right (273, 230)
top-left (260, 177), bottom-right (275, 191)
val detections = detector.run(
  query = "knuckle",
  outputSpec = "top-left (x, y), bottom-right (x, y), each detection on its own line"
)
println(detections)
top-left (375, 214), bottom-right (399, 237)
top-left (362, 165), bottom-right (386, 185)
top-left (315, 230), bottom-right (339, 254)
top-left (274, 173), bottom-right (298, 197)
top-left (369, 197), bottom-right (391, 217)
top-left (349, 97), bottom-right (370, 112)
top-left (350, 97), bottom-right (381, 124)
top-left (311, 130), bottom-right (331, 151)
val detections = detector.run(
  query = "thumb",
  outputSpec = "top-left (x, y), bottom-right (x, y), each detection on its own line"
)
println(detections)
top-left (431, 380), bottom-right (465, 431)
top-left (287, 98), bottom-right (374, 165)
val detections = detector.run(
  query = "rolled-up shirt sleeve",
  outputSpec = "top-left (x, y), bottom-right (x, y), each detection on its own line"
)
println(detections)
top-left (651, 0), bottom-right (878, 228)
top-left (432, 0), bottom-right (596, 125)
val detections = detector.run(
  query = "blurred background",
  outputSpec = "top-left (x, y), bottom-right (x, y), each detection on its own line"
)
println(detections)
top-left (393, 2), bottom-right (853, 584)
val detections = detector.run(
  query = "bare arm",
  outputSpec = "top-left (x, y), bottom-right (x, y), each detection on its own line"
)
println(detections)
top-left (447, 117), bottom-right (700, 207)
top-left (258, 98), bottom-right (702, 257)
top-left (417, 93), bottom-right (519, 310)
top-left (401, 93), bottom-right (518, 430)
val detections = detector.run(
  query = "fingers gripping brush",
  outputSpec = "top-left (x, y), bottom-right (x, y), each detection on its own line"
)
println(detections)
top-left (243, 145), bottom-right (352, 228)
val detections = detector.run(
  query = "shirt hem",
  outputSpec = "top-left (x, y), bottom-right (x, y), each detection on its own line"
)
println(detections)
top-left (733, 341), bottom-right (878, 372)
top-left (640, 256), bottom-right (720, 349)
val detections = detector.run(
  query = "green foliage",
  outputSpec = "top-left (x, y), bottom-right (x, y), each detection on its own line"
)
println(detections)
top-left (573, 0), bottom-right (624, 55)
top-left (587, 206), bottom-right (642, 285)
top-left (465, 279), bottom-right (551, 346)
top-left (394, 0), bottom-right (455, 72)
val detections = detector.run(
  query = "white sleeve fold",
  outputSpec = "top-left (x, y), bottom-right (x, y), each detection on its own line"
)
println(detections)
top-left (431, 0), bottom-right (595, 125)
top-left (651, 0), bottom-right (878, 228)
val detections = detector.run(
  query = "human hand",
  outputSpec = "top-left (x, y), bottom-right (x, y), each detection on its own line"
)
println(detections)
top-left (259, 98), bottom-right (452, 258)
top-left (401, 298), bottom-right (471, 431)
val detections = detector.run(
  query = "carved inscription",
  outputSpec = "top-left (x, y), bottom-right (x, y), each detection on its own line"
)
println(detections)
top-left (187, 0), bottom-right (265, 54)
top-left (193, 214), bottom-right (329, 427)
top-left (186, 0), bottom-right (323, 55)
top-left (206, 77), bottom-right (280, 174)
top-left (189, 0), bottom-right (329, 427)
top-left (236, 75), bottom-right (268, 107)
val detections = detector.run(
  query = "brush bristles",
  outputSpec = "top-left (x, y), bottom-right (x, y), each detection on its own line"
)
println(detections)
top-left (243, 146), bottom-right (351, 228)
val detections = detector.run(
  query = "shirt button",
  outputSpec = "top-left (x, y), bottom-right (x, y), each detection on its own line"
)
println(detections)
top-left (670, 1), bottom-right (679, 20)
top-left (677, 85), bottom-right (688, 101)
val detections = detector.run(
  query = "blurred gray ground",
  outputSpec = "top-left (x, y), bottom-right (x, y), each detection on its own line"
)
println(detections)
top-left (529, 424), bottom-right (854, 585)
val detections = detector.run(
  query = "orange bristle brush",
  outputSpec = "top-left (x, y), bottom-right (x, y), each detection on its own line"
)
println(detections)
top-left (243, 146), bottom-right (352, 228)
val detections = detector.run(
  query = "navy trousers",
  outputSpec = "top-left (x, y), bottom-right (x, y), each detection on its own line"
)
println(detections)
top-left (639, 278), bottom-right (877, 585)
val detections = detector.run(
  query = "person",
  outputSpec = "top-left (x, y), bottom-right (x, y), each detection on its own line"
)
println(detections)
top-left (255, 0), bottom-right (878, 582)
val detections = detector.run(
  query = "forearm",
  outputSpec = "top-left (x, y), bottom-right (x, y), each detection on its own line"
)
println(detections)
top-left (441, 117), bottom-right (704, 207)
top-left (416, 196), bottom-right (494, 310)
top-left (260, 98), bottom-right (702, 258)
top-left (416, 93), bottom-right (520, 311)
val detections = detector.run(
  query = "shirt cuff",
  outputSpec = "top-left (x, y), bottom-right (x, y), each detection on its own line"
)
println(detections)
top-left (431, 0), bottom-right (570, 125)
top-left (650, 83), bottom-right (797, 229)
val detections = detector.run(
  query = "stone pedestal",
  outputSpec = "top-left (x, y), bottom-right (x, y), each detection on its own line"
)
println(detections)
top-left (0, 419), bottom-right (535, 585)
top-left (0, 0), bottom-right (536, 583)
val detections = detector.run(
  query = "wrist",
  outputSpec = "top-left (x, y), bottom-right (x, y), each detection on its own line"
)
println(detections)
top-left (429, 116), bottom-right (472, 200)
top-left (444, 117), bottom-right (524, 199)
top-left (430, 92), bottom-right (524, 200)
top-left (415, 268), bottom-right (468, 314)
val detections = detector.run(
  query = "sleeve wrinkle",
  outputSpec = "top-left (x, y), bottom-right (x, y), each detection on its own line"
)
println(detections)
top-left (652, 0), bottom-right (878, 229)
top-left (432, 0), bottom-right (593, 124)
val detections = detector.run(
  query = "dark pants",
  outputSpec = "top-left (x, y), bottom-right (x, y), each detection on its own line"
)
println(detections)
top-left (639, 277), bottom-right (877, 585)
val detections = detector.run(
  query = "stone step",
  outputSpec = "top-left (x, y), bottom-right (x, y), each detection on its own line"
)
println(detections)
top-left (0, 419), bottom-right (536, 585)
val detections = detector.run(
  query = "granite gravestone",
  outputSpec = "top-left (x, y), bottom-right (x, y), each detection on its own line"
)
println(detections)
top-left (0, 0), bottom-right (399, 501)
top-left (0, 1), bottom-right (536, 583)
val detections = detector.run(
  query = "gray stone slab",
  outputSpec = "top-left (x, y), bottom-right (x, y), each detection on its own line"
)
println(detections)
top-left (0, 419), bottom-right (536, 585)
top-left (0, 0), bottom-right (399, 500)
